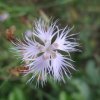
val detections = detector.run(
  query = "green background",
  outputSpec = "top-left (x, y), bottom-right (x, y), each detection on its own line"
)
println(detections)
top-left (0, 0), bottom-right (100, 100)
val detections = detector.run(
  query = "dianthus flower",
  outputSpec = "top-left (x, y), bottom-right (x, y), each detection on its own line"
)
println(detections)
top-left (12, 18), bottom-right (79, 85)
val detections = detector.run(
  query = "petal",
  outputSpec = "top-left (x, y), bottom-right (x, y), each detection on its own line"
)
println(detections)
top-left (54, 27), bottom-right (79, 52)
top-left (33, 18), bottom-right (59, 42)
top-left (14, 37), bottom-right (40, 62)
top-left (26, 54), bottom-right (51, 83)
top-left (51, 53), bottom-right (74, 82)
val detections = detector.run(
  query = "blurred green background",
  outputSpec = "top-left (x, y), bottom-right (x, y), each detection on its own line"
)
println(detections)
top-left (0, 0), bottom-right (100, 100)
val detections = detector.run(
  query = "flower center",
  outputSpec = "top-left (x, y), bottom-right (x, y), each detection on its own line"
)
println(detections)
top-left (36, 41), bottom-right (59, 60)
top-left (43, 41), bottom-right (59, 59)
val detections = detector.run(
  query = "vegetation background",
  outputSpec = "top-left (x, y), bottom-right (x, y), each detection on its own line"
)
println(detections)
top-left (0, 0), bottom-right (100, 100)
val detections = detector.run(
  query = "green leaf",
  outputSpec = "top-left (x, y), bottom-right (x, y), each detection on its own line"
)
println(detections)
top-left (59, 91), bottom-right (67, 100)
top-left (71, 79), bottom-right (91, 100)
top-left (86, 60), bottom-right (100, 85)
top-left (8, 88), bottom-right (25, 100)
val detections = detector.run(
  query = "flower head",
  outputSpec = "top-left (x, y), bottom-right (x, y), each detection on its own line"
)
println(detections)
top-left (12, 18), bottom-right (80, 85)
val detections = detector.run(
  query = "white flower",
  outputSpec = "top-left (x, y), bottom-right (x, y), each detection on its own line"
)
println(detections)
top-left (0, 12), bottom-right (9, 21)
top-left (13, 18), bottom-right (79, 85)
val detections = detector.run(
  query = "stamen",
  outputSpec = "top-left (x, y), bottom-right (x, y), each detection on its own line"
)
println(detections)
top-left (36, 43), bottom-right (44, 51)
top-left (51, 52), bottom-right (56, 59)
top-left (53, 43), bottom-right (59, 48)
top-left (43, 53), bottom-right (49, 60)
top-left (52, 43), bottom-right (59, 50)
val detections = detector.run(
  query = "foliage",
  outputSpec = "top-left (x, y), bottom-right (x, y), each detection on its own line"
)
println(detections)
top-left (0, 0), bottom-right (100, 100)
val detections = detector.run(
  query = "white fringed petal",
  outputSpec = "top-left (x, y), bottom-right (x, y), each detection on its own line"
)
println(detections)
top-left (26, 54), bottom-right (51, 83)
top-left (54, 27), bottom-right (79, 52)
top-left (33, 19), bottom-right (58, 42)
top-left (14, 38), bottom-right (40, 62)
top-left (51, 53), bottom-right (74, 82)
